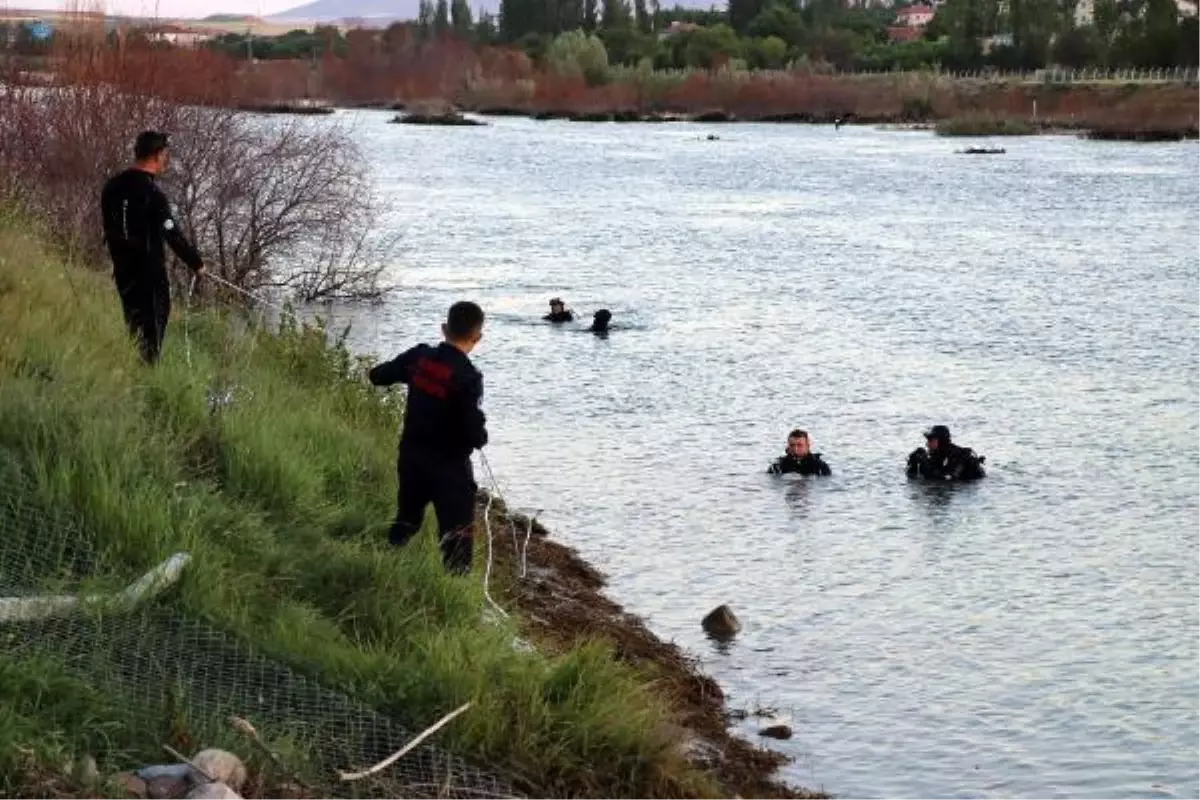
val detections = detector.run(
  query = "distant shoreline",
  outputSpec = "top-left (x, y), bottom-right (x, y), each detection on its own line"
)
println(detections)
top-left (332, 76), bottom-right (1200, 141)
top-left (334, 101), bottom-right (1199, 141)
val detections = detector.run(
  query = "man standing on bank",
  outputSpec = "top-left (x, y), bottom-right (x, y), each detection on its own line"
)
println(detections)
top-left (100, 131), bottom-right (204, 365)
top-left (369, 302), bottom-right (489, 574)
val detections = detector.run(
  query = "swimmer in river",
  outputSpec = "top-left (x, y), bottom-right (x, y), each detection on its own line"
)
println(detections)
top-left (589, 309), bottom-right (612, 334)
top-left (768, 429), bottom-right (832, 476)
top-left (544, 297), bottom-right (573, 324)
top-left (906, 425), bottom-right (986, 481)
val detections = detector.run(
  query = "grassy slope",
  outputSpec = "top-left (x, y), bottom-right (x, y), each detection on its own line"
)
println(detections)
top-left (0, 214), bottom-right (717, 799)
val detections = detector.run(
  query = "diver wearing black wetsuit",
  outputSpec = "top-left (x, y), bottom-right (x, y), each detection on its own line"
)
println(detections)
top-left (768, 430), bottom-right (832, 476)
top-left (906, 425), bottom-right (985, 481)
top-left (544, 297), bottom-right (574, 323)
top-left (590, 309), bottom-right (612, 334)
top-left (100, 131), bottom-right (203, 364)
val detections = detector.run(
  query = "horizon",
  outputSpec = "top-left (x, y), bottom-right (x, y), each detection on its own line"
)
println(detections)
top-left (3, 0), bottom-right (296, 19)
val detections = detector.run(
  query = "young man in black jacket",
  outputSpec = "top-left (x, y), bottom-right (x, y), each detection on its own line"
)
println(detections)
top-left (369, 302), bottom-right (488, 574)
top-left (768, 429), bottom-right (832, 476)
top-left (100, 131), bottom-right (204, 364)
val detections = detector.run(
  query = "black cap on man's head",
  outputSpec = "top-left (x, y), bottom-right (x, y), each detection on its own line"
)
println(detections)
top-left (924, 425), bottom-right (951, 442)
top-left (134, 131), bottom-right (170, 161)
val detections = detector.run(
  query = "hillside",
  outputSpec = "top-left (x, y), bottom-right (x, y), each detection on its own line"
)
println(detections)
top-left (0, 212), bottom-right (813, 799)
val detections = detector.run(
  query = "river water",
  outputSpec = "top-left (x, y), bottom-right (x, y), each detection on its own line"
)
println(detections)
top-left (329, 112), bottom-right (1199, 799)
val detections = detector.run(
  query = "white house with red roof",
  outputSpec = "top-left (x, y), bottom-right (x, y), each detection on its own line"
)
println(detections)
top-left (895, 3), bottom-right (936, 27)
top-left (888, 2), bottom-right (936, 42)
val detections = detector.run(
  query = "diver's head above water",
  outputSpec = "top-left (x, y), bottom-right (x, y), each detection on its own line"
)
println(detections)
top-left (923, 425), bottom-right (951, 452)
top-left (786, 429), bottom-right (811, 458)
top-left (590, 309), bottom-right (612, 332)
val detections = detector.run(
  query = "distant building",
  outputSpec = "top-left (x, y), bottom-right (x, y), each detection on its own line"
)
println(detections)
top-left (1074, 0), bottom-right (1095, 25)
top-left (658, 20), bottom-right (701, 40)
top-left (895, 3), bottom-right (936, 26)
top-left (887, 2), bottom-right (936, 42)
top-left (141, 24), bottom-right (215, 47)
top-left (980, 32), bottom-right (1013, 53)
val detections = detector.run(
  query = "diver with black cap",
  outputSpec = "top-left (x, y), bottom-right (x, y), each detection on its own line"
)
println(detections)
top-left (544, 298), bottom-right (574, 323)
top-left (100, 130), bottom-right (204, 364)
top-left (906, 425), bottom-right (986, 481)
top-left (589, 309), bottom-right (612, 334)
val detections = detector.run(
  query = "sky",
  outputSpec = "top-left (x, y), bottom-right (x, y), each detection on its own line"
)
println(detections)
top-left (7, 0), bottom-right (297, 18)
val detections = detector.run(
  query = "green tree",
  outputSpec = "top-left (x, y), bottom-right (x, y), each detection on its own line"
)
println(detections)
top-left (747, 3), bottom-right (805, 45)
top-left (584, 0), bottom-right (599, 30)
top-left (935, 0), bottom-right (995, 67)
top-left (1177, 15), bottom-right (1198, 65)
top-left (500, 0), bottom-right (533, 39)
top-left (602, 0), bottom-right (634, 30)
top-left (745, 34), bottom-right (789, 67)
top-left (682, 22), bottom-right (742, 67)
top-left (547, 29), bottom-right (611, 82)
top-left (451, 0), bottom-right (473, 36)
top-left (1138, 0), bottom-right (1182, 66)
top-left (435, 0), bottom-right (451, 35)
top-left (1050, 24), bottom-right (1102, 65)
top-left (729, 0), bottom-right (768, 33)
top-left (418, 0), bottom-right (436, 38)
top-left (475, 11), bottom-right (500, 41)
top-left (634, 0), bottom-right (652, 32)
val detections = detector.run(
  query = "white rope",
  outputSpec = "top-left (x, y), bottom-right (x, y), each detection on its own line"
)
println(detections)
top-left (183, 272), bottom-right (198, 369)
top-left (478, 452), bottom-right (539, 582)
top-left (521, 514), bottom-right (534, 580)
top-left (338, 702), bottom-right (472, 782)
top-left (203, 271), bottom-right (290, 315)
top-left (480, 489), bottom-right (508, 619)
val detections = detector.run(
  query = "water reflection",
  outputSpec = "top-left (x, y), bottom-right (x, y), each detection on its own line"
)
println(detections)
top-left (783, 478), bottom-right (815, 515)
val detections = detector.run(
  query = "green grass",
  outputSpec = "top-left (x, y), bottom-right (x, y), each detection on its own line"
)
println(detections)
top-left (934, 114), bottom-right (1036, 136)
top-left (0, 214), bottom-right (718, 798)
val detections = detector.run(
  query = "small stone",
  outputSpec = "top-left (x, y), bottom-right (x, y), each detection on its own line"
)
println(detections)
top-left (758, 724), bottom-right (793, 740)
top-left (186, 781), bottom-right (241, 799)
top-left (112, 771), bottom-right (148, 798)
top-left (188, 750), bottom-right (246, 792)
top-left (145, 775), bottom-right (190, 799)
top-left (701, 604), bottom-right (741, 639)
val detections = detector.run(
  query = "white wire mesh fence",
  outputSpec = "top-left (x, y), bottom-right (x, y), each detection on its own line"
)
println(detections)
top-left (0, 456), bottom-right (522, 800)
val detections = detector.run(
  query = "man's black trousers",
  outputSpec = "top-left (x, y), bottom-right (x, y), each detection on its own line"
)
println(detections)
top-left (390, 450), bottom-right (476, 574)
top-left (115, 268), bottom-right (170, 365)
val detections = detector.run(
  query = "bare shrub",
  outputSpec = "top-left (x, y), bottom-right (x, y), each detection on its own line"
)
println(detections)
top-left (167, 108), bottom-right (392, 300)
top-left (0, 43), bottom-right (391, 301)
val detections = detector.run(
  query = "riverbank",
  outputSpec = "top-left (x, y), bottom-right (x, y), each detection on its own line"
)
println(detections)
top-left (0, 215), bottom-right (817, 798)
top-left (449, 74), bottom-right (1198, 139)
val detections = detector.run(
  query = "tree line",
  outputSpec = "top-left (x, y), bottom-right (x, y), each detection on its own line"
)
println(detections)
top-left (3, 0), bottom-right (1194, 72)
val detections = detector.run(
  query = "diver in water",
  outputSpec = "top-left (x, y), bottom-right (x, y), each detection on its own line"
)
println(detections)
top-left (589, 309), bottom-right (612, 334)
top-left (906, 425), bottom-right (986, 481)
top-left (544, 297), bottom-right (573, 323)
top-left (768, 429), bottom-right (832, 476)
